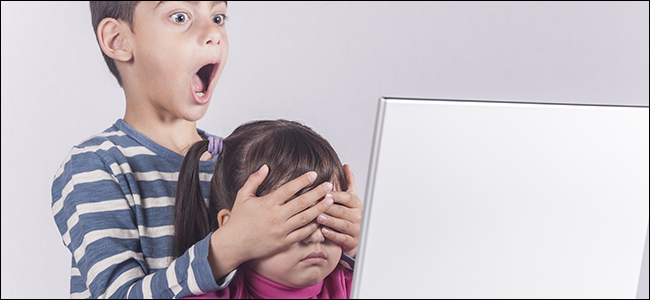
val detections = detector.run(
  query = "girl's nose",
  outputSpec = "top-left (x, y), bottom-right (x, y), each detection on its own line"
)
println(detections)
top-left (302, 224), bottom-right (325, 244)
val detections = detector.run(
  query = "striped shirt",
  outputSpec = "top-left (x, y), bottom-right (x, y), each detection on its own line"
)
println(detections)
top-left (51, 119), bottom-right (230, 298)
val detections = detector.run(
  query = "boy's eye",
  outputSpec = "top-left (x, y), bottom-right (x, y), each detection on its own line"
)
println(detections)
top-left (212, 14), bottom-right (226, 25)
top-left (171, 12), bottom-right (189, 24)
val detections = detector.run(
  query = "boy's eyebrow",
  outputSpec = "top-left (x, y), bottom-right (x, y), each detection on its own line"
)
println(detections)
top-left (155, 1), bottom-right (226, 10)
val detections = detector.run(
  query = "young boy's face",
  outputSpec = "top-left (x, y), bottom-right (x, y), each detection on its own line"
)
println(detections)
top-left (127, 1), bottom-right (228, 122)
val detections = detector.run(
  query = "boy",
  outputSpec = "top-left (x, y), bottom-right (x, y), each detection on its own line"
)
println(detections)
top-left (51, 2), bottom-right (361, 298)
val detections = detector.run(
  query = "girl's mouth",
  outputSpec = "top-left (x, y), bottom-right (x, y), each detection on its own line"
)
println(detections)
top-left (301, 251), bottom-right (327, 264)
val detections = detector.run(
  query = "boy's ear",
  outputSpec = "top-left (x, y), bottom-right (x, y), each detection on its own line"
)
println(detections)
top-left (96, 18), bottom-right (133, 62)
top-left (217, 209), bottom-right (231, 227)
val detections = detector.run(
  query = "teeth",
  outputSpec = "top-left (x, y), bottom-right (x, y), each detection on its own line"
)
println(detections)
top-left (196, 92), bottom-right (205, 97)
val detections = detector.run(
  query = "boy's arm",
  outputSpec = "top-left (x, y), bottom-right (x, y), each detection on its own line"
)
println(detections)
top-left (52, 151), bottom-right (222, 298)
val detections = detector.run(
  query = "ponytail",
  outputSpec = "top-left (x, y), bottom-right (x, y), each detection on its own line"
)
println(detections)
top-left (173, 139), bottom-right (211, 258)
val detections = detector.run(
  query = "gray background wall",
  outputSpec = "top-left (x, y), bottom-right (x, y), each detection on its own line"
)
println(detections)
top-left (1, 1), bottom-right (648, 298)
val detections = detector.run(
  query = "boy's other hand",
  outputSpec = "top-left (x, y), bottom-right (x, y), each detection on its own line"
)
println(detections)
top-left (317, 164), bottom-right (362, 258)
top-left (221, 164), bottom-right (333, 262)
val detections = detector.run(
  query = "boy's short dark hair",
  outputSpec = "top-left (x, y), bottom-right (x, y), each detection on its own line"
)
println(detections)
top-left (89, 1), bottom-right (140, 87)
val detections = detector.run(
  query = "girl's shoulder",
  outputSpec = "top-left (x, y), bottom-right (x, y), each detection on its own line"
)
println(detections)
top-left (320, 264), bottom-right (354, 299)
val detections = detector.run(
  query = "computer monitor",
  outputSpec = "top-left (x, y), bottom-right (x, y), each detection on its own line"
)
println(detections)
top-left (352, 97), bottom-right (649, 298)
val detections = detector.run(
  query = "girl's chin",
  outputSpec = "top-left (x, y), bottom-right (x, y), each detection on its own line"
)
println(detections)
top-left (287, 275), bottom-right (328, 289)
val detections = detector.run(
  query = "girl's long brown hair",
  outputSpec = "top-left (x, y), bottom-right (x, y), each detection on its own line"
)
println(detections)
top-left (173, 119), bottom-right (348, 257)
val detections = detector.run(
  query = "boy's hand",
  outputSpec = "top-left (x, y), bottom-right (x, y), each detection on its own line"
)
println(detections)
top-left (317, 164), bottom-right (362, 258)
top-left (214, 164), bottom-right (333, 267)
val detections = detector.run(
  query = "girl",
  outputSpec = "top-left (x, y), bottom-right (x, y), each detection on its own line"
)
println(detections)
top-left (174, 119), bottom-right (353, 299)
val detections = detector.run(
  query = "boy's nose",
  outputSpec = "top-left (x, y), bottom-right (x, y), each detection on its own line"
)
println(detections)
top-left (302, 224), bottom-right (326, 244)
top-left (198, 18), bottom-right (223, 46)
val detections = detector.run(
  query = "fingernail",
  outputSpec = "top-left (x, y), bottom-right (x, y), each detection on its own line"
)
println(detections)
top-left (258, 164), bottom-right (266, 174)
top-left (324, 182), bottom-right (332, 192)
top-left (324, 198), bottom-right (334, 208)
top-left (318, 215), bottom-right (327, 224)
top-left (322, 228), bottom-right (330, 236)
top-left (307, 171), bottom-right (317, 181)
top-left (310, 201), bottom-right (318, 207)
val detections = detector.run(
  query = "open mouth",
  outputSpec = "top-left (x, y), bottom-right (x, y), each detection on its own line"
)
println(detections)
top-left (192, 62), bottom-right (217, 99)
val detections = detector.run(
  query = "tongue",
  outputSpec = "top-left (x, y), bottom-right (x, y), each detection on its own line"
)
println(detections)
top-left (191, 73), bottom-right (205, 93)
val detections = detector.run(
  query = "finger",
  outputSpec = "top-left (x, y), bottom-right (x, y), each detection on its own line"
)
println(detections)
top-left (329, 191), bottom-right (362, 209)
top-left (343, 164), bottom-right (358, 195)
top-left (236, 164), bottom-right (269, 199)
top-left (285, 221), bottom-right (319, 245)
top-left (317, 212), bottom-right (358, 236)
top-left (285, 192), bottom-right (334, 230)
top-left (268, 171), bottom-right (319, 204)
top-left (321, 203), bottom-right (361, 225)
top-left (284, 181), bottom-right (333, 216)
top-left (321, 227), bottom-right (357, 252)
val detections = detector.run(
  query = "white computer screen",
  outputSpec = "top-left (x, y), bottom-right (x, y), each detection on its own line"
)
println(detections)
top-left (352, 98), bottom-right (649, 298)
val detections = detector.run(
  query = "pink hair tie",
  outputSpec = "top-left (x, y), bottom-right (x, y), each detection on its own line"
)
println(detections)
top-left (208, 136), bottom-right (223, 156)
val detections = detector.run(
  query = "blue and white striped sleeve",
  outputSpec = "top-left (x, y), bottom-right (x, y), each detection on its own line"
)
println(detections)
top-left (51, 147), bottom-right (228, 298)
top-left (339, 253), bottom-right (356, 271)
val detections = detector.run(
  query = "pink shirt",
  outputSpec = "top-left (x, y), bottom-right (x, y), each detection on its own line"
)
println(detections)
top-left (186, 263), bottom-right (352, 299)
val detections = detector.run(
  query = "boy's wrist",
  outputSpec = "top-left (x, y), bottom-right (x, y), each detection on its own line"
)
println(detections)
top-left (344, 247), bottom-right (357, 259)
top-left (208, 228), bottom-right (246, 282)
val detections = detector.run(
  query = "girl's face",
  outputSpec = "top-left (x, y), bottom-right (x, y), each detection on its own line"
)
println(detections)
top-left (218, 182), bottom-right (343, 288)
top-left (245, 223), bottom-right (342, 288)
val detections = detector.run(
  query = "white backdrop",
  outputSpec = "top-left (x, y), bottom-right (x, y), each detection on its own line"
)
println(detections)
top-left (1, 1), bottom-right (648, 298)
